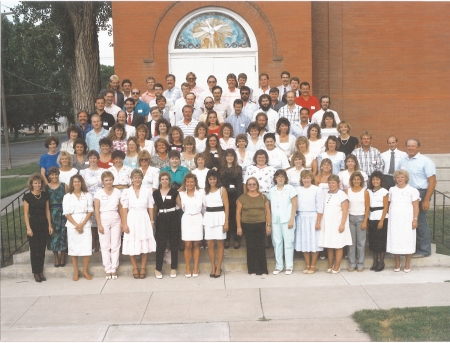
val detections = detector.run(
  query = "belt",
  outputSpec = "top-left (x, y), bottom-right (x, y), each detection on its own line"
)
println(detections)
top-left (370, 206), bottom-right (384, 212)
top-left (114, 185), bottom-right (129, 189)
top-left (206, 206), bottom-right (224, 212)
top-left (159, 207), bottom-right (176, 213)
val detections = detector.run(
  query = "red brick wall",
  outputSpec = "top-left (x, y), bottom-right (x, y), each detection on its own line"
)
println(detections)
top-left (313, 2), bottom-right (450, 153)
top-left (112, 1), bottom-right (313, 93)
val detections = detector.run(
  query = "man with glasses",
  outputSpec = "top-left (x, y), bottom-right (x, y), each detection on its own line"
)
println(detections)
top-left (128, 88), bottom-right (150, 120)
top-left (199, 75), bottom-right (217, 105)
top-left (199, 96), bottom-right (224, 123)
top-left (163, 74), bottom-right (182, 103)
top-left (240, 86), bottom-right (258, 119)
top-left (186, 71), bottom-right (204, 98)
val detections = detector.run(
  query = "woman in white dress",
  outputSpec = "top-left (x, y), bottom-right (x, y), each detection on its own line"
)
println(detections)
top-left (294, 170), bottom-right (324, 274)
top-left (318, 136), bottom-right (345, 175)
top-left (235, 134), bottom-right (254, 178)
top-left (295, 136), bottom-right (318, 175)
top-left (307, 124), bottom-right (325, 157)
top-left (63, 174), bottom-right (93, 281)
top-left (319, 174), bottom-right (352, 274)
top-left (338, 154), bottom-right (368, 191)
top-left (179, 173), bottom-right (205, 277)
top-left (194, 122), bottom-right (208, 153)
top-left (94, 171), bottom-right (122, 279)
top-left (138, 150), bottom-right (159, 192)
top-left (58, 151), bottom-right (78, 186)
top-left (275, 117), bottom-right (296, 157)
top-left (287, 151), bottom-right (305, 187)
top-left (80, 150), bottom-right (105, 252)
top-left (263, 133), bottom-right (290, 170)
top-left (191, 153), bottom-right (210, 189)
top-left (121, 169), bottom-right (156, 279)
top-left (204, 169), bottom-right (229, 278)
top-left (387, 170), bottom-right (420, 273)
top-left (219, 123), bottom-right (236, 150)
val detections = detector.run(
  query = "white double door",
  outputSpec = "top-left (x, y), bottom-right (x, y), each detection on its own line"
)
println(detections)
top-left (169, 55), bottom-right (258, 92)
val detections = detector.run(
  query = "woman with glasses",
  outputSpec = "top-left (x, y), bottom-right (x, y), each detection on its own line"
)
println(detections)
top-left (236, 177), bottom-right (271, 276)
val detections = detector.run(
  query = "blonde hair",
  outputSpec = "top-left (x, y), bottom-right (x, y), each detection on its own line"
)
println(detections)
top-left (179, 172), bottom-right (200, 191)
top-left (57, 151), bottom-right (73, 168)
top-left (300, 170), bottom-right (314, 186)
top-left (393, 169), bottom-right (410, 184)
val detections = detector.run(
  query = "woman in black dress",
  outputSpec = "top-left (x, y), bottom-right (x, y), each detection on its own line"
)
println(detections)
top-left (220, 149), bottom-right (243, 249)
top-left (153, 171), bottom-right (182, 279)
top-left (23, 173), bottom-right (54, 282)
top-left (204, 134), bottom-right (223, 172)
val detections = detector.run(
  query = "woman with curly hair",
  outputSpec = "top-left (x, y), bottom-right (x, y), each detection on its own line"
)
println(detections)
top-left (168, 126), bottom-right (184, 153)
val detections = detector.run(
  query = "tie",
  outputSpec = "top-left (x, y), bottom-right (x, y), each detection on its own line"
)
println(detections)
top-left (113, 92), bottom-right (116, 105)
top-left (127, 113), bottom-right (132, 126)
top-left (388, 151), bottom-right (395, 175)
top-left (284, 87), bottom-right (287, 95)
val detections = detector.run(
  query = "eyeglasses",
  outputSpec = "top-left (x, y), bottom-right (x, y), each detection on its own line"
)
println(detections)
top-left (187, 77), bottom-right (196, 81)
top-left (207, 80), bottom-right (216, 84)
top-left (131, 92), bottom-right (140, 95)
top-left (140, 158), bottom-right (149, 162)
top-left (204, 101), bottom-right (213, 104)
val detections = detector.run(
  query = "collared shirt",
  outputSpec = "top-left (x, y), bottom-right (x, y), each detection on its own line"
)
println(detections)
top-left (140, 91), bottom-right (156, 104)
top-left (267, 184), bottom-right (297, 223)
top-left (265, 147), bottom-right (290, 170)
top-left (252, 108), bottom-right (279, 133)
top-left (86, 128), bottom-right (109, 153)
top-left (242, 101), bottom-right (258, 119)
top-left (271, 100), bottom-right (285, 113)
top-left (108, 165), bottom-right (132, 186)
top-left (163, 86), bottom-right (182, 104)
top-left (222, 88), bottom-right (241, 105)
top-left (174, 98), bottom-right (203, 122)
top-left (278, 104), bottom-right (302, 126)
top-left (380, 148), bottom-right (408, 175)
top-left (277, 85), bottom-right (292, 101)
top-left (398, 152), bottom-right (436, 189)
top-left (352, 146), bottom-right (385, 175)
top-left (176, 119), bottom-right (199, 137)
top-left (295, 95), bottom-right (320, 119)
top-left (291, 122), bottom-right (310, 138)
top-left (190, 85), bottom-right (204, 99)
top-left (132, 99), bottom-right (150, 118)
top-left (160, 165), bottom-right (189, 187)
top-left (89, 111), bottom-right (115, 130)
top-left (77, 123), bottom-right (93, 139)
top-left (213, 100), bottom-right (232, 119)
top-left (252, 87), bottom-right (271, 103)
top-left (226, 113), bottom-right (252, 135)
top-left (311, 109), bottom-right (341, 125)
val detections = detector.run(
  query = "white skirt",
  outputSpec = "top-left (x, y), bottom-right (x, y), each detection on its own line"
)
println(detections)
top-left (122, 209), bottom-right (156, 255)
top-left (67, 213), bottom-right (92, 256)
top-left (182, 213), bottom-right (203, 241)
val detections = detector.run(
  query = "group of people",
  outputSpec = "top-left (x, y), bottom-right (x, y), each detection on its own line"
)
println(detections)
top-left (25, 71), bottom-right (437, 282)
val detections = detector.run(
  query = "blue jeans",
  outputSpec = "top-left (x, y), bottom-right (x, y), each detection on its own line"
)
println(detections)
top-left (348, 214), bottom-right (366, 269)
top-left (416, 188), bottom-right (431, 256)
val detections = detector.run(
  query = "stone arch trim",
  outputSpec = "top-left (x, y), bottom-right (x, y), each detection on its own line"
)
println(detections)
top-left (144, 1), bottom-right (282, 63)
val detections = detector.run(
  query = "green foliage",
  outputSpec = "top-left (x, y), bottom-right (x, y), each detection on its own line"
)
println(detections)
top-left (100, 64), bottom-right (115, 90)
top-left (353, 306), bottom-right (450, 341)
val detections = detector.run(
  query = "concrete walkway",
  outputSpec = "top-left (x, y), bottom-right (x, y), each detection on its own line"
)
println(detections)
top-left (1, 267), bottom-right (450, 341)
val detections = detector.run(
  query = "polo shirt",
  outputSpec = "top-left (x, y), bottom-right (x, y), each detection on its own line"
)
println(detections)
top-left (176, 119), bottom-right (199, 137)
top-left (295, 95), bottom-right (320, 119)
top-left (163, 86), bottom-right (182, 103)
top-left (398, 152), bottom-right (436, 189)
top-left (160, 165), bottom-right (189, 187)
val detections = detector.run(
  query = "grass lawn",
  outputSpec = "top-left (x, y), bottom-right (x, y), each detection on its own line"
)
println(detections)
top-left (1, 205), bottom-right (28, 267)
top-left (353, 306), bottom-right (450, 341)
top-left (1, 177), bottom-right (28, 199)
top-left (1, 162), bottom-right (40, 176)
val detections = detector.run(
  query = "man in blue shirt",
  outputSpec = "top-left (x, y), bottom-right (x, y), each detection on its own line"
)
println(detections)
top-left (226, 99), bottom-right (251, 135)
top-left (126, 88), bottom-right (150, 119)
top-left (398, 138), bottom-right (437, 258)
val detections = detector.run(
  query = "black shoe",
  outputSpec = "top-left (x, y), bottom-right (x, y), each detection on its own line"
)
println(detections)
top-left (224, 241), bottom-right (230, 249)
top-left (210, 273), bottom-right (215, 278)
top-left (370, 261), bottom-right (378, 271)
top-left (54, 263), bottom-right (60, 268)
top-left (39, 273), bottom-right (46, 281)
top-left (375, 262), bottom-right (385, 272)
top-left (214, 269), bottom-right (222, 278)
top-left (34, 273), bottom-right (42, 283)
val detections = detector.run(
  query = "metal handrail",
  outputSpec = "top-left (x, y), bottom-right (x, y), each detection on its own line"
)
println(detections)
top-left (432, 190), bottom-right (450, 249)
top-left (1, 189), bottom-right (28, 267)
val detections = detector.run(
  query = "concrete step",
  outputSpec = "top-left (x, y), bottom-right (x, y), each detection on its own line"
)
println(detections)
top-left (2, 244), bottom-right (449, 279)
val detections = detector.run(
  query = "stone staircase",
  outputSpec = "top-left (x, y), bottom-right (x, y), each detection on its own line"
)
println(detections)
top-left (2, 238), bottom-right (449, 279)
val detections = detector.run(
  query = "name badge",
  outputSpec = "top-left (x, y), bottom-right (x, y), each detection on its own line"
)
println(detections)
top-left (166, 195), bottom-right (172, 199)
top-left (108, 162), bottom-right (113, 166)
top-left (372, 160), bottom-right (377, 164)
top-left (214, 154), bottom-right (218, 158)
top-left (401, 191), bottom-right (409, 196)
top-left (84, 161), bottom-right (89, 164)
top-left (240, 123), bottom-right (245, 127)
top-left (102, 196), bottom-right (108, 200)
top-left (311, 106), bottom-right (315, 110)
top-left (230, 185), bottom-right (235, 188)
top-left (103, 123), bottom-right (108, 127)
top-left (138, 109), bottom-right (142, 113)
top-left (172, 147), bottom-right (177, 150)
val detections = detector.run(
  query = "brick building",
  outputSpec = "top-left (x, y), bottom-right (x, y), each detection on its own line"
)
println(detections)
top-left (112, 1), bottom-right (450, 155)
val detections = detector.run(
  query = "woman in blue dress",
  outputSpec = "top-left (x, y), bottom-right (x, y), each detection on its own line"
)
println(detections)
top-left (46, 167), bottom-right (68, 267)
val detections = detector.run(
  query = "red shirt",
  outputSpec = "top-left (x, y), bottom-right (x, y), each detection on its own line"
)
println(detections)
top-left (295, 95), bottom-right (320, 119)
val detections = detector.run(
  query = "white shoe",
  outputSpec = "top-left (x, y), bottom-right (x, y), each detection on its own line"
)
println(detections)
top-left (285, 269), bottom-right (293, 275)
top-left (155, 270), bottom-right (162, 279)
top-left (272, 269), bottom-right (282, 275)
top-left (170, 270), bottom-right (177, 278)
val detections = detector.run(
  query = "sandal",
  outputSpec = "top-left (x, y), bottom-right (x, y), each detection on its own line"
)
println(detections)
top-left (303, 266), bottom-right (310, 274)
top-left (133, 268), bottom-right (140, 279)
top-left (307, 266), bottom-right (318, 274)
top-left (140, 268), bottom-right (146, 279)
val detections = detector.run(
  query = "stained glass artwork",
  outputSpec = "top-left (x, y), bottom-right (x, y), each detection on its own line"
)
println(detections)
top-left (175, 12), bottom-right (251, 49)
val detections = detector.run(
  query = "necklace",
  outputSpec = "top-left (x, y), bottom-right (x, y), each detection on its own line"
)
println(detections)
top-left (340, 138), bottom-right (349, 145)
top-left (33, 192), bottom-right (42, 199)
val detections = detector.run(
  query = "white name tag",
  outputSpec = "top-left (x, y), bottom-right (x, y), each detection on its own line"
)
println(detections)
top-left (214, 154), bottom-right (218, 158)
top-left (166, 195), bottom-right (172, 199)
top-left (84, 161), bottom-right (89, 164)
top-left (240, 124), bottom-right (245, 127)
top-left (138, 109), bottom-right (142, 113)
top-left (311, 106), bottom-right (315, 110)
top-left (172, 147), bottom-right (177, 150)
top-left (102, 196), bottom-right (108, 200)
top-left (230, 185), bottom-right (235, 188)
top-left (108, 162), bottom-right (113, 166)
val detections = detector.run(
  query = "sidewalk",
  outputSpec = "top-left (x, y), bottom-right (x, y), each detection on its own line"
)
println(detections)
top-left (1, 266), bottom-right (450, 341)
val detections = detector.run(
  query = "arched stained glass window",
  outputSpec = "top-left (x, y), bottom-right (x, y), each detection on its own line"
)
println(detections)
top-left (175, 12), bottom-right (251, 49)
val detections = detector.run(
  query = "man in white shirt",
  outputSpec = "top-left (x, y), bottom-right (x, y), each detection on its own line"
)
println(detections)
top-left (277, 71), bottom-right (292, 101)
top-left (176, 105), bottom-right (199, 137)
top-left (222, 73), bottom-right (241, 105)
top-left (311, 96), bottom-right (341, 125)
top-left (155, 96), bottom-right (176, 126)
top-left (104, 89), bottom-right (122, 120)
top-left (380, 135), bottom-right (408, 189)
top-left (186, 71), bottom-right (204, 98)
top-left (199, 75), bottom-right (217, 105)
top-left (238, 72), bottom-right (253, 100)
top-left (198, 96), bottom-right (224, 123)
top-left (252, 94), bottom-right (278, 133)
top-left (163, 73), bottom-right (182, 104)
top-left (150, 84), bottom-right (175, 111)
top-left (278, 91), bottom-right (302, 126)
top-left (281, 77), bottom-right (300, 103)
top-left (252, 73), bottom-right (271, 102)
top-left (240, 86), bottom-right (258, 119)
top-left (212, 86), bottom-right (232, 120)
top-left (185, 93), bottom-right (203, 121)
top-left (291, 107), bottom-right (310, 138)
top-left (174, 83), bottom-right (191, 122)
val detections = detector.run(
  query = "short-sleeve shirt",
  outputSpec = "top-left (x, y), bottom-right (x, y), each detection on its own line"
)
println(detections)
top-left (398, 153), bottom-right (436, 190)
top-left (238, 193), bottom-right (268, 224)
top-left (94, 188), bottom-right (121, 212)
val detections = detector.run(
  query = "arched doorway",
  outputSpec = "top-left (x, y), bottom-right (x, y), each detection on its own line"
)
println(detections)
top-left (168, 7), bottom-right (259, 90)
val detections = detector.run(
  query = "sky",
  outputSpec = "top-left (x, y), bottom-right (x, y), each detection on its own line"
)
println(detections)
top-left (1, 1), bottom-right (115, 66)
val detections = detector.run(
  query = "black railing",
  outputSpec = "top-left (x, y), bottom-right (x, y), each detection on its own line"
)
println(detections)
top-left (1, 189), bottom-right (28, 267)
top-left (431, 190), bottom-right (450, 251)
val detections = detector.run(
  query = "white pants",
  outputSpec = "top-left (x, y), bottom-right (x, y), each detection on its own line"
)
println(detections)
top-left (99, 211), bottom-right (122, 273)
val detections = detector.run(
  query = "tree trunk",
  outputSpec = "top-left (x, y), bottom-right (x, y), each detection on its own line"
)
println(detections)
top-left (65, 2), bottom-right (101, 121)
